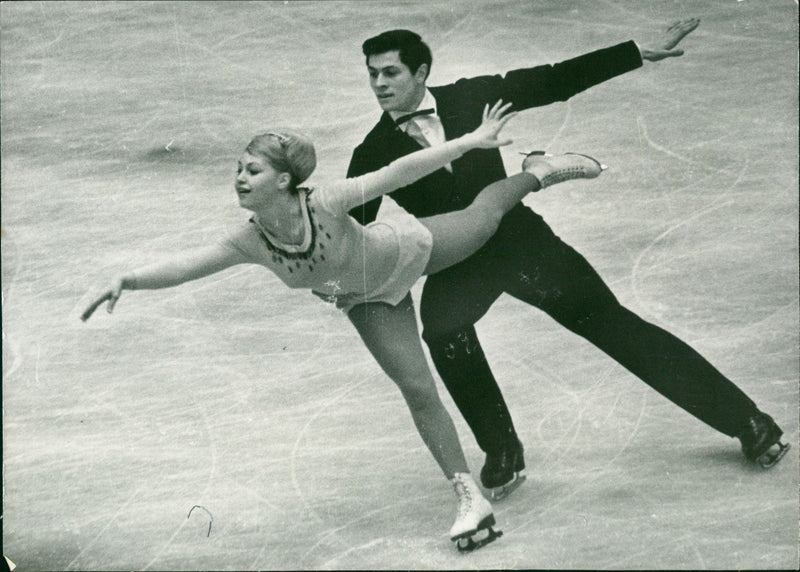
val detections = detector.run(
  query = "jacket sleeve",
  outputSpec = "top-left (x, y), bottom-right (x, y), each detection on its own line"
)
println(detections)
top-left (443, 40), bottom-right (643, 113)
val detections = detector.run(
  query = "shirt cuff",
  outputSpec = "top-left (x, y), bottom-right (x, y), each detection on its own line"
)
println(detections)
top-left (632, 40), bottom-right (644, 61)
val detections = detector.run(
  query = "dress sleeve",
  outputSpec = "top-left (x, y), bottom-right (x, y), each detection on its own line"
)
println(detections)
top-left (323, 137), bottom-right (471, 213)
top-left (131, 228), bottom-right (252, 290)
top-left (346, 143), bottom-right (384, 225)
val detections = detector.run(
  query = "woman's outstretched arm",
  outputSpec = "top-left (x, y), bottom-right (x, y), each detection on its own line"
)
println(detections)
top-left (335, 101), bottom-right (517, 211)
top-left (81, 242), bottom-right (246, 321)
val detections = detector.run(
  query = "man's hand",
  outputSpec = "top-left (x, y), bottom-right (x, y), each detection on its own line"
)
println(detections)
top-left (639, 18), bottom-right (700, 62)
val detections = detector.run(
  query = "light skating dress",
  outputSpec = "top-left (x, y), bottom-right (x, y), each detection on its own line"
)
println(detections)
top-left (218, 139), bottom-right (471, 312)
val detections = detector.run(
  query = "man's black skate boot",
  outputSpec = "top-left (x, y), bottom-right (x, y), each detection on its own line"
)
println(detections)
top-left (480, 438), bottom-right (526, 500)
top-left (738, 412), bottom-right (790, 468)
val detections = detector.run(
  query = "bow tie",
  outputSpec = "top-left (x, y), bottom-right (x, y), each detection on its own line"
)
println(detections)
top-left (395, 108), bottom-right (435, 125)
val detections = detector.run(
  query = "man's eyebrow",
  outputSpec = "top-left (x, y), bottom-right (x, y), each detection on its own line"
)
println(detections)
top-left (367, 64), bottom-right (400, 71)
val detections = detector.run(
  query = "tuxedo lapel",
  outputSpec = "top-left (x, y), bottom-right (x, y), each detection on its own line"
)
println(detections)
top-left (431, 89), bottom-right (468, 141)
top-left (379, 112), bottom-right (426, 159)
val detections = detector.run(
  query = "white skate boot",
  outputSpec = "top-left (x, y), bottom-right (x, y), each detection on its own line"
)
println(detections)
top-left (449, 472), bottom-right (502, 552)
top-left (521, 150), bottom-right (607, 189)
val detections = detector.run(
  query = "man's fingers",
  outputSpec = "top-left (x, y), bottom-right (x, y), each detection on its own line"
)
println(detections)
top-left (656, 48), bottom-right (684, 60)
top-left (662, 18), bottom-right (700, 50)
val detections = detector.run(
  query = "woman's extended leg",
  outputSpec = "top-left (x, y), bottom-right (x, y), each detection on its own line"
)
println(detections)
top-left (421, 173), bottom-right (539, 275)
top-left (421, 152), bottom-right (605, 275)
top-left (347, 293), bottom-right (469, 478)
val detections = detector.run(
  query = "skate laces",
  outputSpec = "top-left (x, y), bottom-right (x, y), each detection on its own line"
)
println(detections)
top-left (453, 476), bottom-right (473, 517)
top-left (522, 151), bottom-right (605, 188)
top-left (540, 157), bottom-right (596, 186)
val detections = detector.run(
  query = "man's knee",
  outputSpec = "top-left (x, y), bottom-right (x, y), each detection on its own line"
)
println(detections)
top-left (558, 297), bottom-right (628, 337)
top-left (424, 327), bottom-right (482, 361)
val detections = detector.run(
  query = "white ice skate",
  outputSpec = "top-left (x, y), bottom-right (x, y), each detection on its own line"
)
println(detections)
top-left (521, 150), bottom-right (607, 189)
top-left (449, 473), bottom-right (503, 552)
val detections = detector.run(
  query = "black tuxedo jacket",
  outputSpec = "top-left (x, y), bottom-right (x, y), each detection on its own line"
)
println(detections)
top-left (347, 41), bottom-right (642, 225)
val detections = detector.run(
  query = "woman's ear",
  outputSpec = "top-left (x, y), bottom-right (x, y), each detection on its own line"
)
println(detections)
top-left (277, 171), bottom-right (293, 190)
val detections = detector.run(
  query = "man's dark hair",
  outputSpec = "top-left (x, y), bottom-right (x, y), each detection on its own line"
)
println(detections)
top-left (362, 29), bottom-right (432, 78)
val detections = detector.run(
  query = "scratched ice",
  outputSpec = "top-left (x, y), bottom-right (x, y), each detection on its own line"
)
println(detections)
top-left (1, 1), bottom-right (797, 570)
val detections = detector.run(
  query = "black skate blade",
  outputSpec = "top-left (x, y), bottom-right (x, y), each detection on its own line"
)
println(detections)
top-left (490, 473), bottom-right (526, 501)
top-left (451, 514), bottom-right (496, 542)
top-left (758, 441), bottom-right (790, 468)
top-left (455, 526), bottom-right (503, 553)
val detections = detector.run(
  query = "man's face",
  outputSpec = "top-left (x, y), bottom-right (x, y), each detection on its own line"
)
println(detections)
top-left (366, 50), bottom-right (427, 112)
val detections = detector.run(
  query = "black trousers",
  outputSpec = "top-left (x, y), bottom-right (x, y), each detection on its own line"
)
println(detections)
top-left (419, 205), bottom-right (758, 454)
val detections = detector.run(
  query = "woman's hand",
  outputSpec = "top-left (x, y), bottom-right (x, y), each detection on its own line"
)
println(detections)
top-left (81, 276), bottom-right (126, 322)
top-left (465, 100), bottom-right (518, 149)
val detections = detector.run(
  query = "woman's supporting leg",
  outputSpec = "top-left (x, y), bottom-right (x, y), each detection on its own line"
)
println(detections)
top-left (347, 293), bottom-right (469, 479)
top-left (421, 173), bottom-right (539, 275)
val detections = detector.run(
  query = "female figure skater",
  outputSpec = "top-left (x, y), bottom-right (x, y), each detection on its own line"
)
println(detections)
top-left (81, 101), bottom-right (604, 551)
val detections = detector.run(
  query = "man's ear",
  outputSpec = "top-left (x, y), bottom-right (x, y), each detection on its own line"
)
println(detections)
top-left (415, 63), bottom-right (429, 83)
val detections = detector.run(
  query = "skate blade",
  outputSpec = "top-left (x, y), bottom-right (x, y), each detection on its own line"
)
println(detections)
top-left (455, 526), bottom-right (503, 553)
top-left (758, 441), bottom-right (790, 468)
top-left (490, 473), bottom-right (526, 501)
top-left (451, 513), bottom-right (496, 542)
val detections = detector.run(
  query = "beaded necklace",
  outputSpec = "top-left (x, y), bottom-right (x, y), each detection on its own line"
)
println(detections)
top-left (249, 188), bottom-right (329, 274)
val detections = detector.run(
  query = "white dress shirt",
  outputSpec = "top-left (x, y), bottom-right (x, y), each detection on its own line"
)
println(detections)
top-left (389, 90), bottom-right (452, 172)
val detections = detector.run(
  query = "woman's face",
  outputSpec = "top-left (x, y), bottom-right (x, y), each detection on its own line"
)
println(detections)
top-left (235, 152), bottom-right (288, 212)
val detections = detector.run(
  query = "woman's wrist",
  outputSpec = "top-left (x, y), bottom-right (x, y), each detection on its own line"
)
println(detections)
top-left (121, 273), bottom-right (138, 290)
top-left (455, 135), bottom-right (475, 154)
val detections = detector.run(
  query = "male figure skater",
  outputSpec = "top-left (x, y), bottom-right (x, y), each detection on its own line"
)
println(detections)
top-left (345, 21), bottom-right (789, 499)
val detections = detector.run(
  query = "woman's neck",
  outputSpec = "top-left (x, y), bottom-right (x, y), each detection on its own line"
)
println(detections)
top-left (253, 190), bottom-right (306, 245)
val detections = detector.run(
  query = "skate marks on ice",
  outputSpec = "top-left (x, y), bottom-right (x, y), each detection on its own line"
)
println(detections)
top-left (2, 0), bottom-right (797, 569)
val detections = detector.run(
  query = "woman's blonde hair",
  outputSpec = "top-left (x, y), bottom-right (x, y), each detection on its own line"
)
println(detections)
top-left (246, 129), bottom-right (317, 186)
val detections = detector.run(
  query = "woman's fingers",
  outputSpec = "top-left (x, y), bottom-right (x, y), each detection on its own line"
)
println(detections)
top-left (80, 291), bottom-right (112, 322)
top-left (496, 101), bottom-right (513, 118)
top-left (486, 100), bottom-right (513, 120)
top-left (107, 281), bottom-right (123, 313)
top-left (497, 110), bottom-right (518, 128)
top-left (107, 293), bottom-right (119, 313)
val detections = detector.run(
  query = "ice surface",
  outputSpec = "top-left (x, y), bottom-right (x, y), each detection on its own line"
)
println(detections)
top-left (1, 1), bottom-right (797, 569)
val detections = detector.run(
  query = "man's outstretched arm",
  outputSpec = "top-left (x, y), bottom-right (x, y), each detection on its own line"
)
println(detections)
top-left (443, 17), bottom-right (701, 114)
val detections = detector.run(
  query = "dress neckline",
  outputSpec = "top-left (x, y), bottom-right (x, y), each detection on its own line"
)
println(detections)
top-left (251, 189), bottom-right (317, 260)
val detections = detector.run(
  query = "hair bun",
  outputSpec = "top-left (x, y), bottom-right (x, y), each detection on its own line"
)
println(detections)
top-left (262, 128), bottom-right (317, 184)
top-left (280, 130), bottom-right (316, 184)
